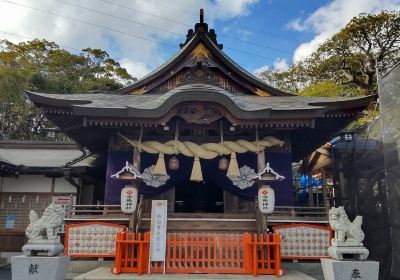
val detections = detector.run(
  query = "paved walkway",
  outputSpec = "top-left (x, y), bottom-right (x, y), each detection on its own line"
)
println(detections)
top-left (73, 267), bottom-right (317, 280)
top-left (0, 266), bottom-right (11, 280)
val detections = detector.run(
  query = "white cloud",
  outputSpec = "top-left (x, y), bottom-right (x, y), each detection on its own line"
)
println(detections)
top-left (120, 59), bottom-right (152, 79)
top-left (253, 58), bottom-right (290, 76)
top-left (288, 0), bottom-right (400, 62)
top-left (0, 0), bottom-right (259, 79)
top-left (212, 0), bottom-right (258, 19)
top-left (253, 65), bottom-right (270, 77)
top-left (273, 58), bottom-right (289, 72)
top-left (286, 18), bottom-right (306, 32)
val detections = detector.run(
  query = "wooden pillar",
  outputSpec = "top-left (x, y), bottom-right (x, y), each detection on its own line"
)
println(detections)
top-left (308, 174), bottom-right (314, 207)
top-left (257, 151), bottom-right (265, 172)
top-left (338, 162), bottom-right (347, 202)
top-left (321, 170), bottom-right (328, 207)
top-left (322, 185), bottom-right (328, 207)
top-left (50, 177), bottom-right (55, 200)
top-left (257, 150), bottom-right (268, 233)
top-left (129, 146), bottom-right (141, 232)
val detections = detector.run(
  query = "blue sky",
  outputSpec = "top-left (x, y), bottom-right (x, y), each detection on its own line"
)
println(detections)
top-left (1, 0), bottom-right (399, 79)
top-left (157, 0), bottom-right (332, 72)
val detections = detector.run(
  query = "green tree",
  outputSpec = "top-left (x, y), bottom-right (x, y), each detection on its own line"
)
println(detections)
top-left (299, 81), bottom-right (365, 97)
top-left (259, 11), bottom-right (400, 95)
top-left (0, 39), bottom-right (136, 140)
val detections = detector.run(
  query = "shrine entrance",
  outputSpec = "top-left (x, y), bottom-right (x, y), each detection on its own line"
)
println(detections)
top-left (174, 180), bottom-right (223, 213)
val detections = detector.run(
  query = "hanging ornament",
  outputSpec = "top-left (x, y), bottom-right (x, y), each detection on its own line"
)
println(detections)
top-left (219, 157), bottom-right (229, 170)
top-left (153, 152), bottom-right (167, 176)
top-left (169, 155), bottom-right (179, 170)
top-left (227, 152), bottom-right (240, 177)
top-left (190, 156), bottom-right (203, 182)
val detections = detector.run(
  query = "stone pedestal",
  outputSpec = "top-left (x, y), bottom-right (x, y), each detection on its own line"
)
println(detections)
top-left (11, 255), bottom-right (70, 280)
top-left (321, 258), bottom-right (379, 280)
top-left (328, 246), bottom-right (369, 260)
top-left (22, 237), bottom-right (64, 257)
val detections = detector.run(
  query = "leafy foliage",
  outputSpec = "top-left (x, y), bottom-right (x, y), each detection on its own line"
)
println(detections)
top-left (299, 81), bottom-right (365, 97)
top-left (259, 11), bottom-right (400, 95)
top-left (258, 11), bottom-right (400, 130)
top-left (0, 39), bottom-right (136, 140)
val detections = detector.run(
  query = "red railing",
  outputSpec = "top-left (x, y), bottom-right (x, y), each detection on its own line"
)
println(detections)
top-left (112, 232), bottom-right (150, 275)
top-left (113, 232), bottom-right (281, 276)
top-left (152, 233), bottom-right (247, 274)
top-left (248, 233), bottom-right (282, 276)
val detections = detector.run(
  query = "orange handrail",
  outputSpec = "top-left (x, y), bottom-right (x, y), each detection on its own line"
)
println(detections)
top-left (248, 233), bottom-right (282, 276)
top-left (112, 232), bottom-right (150, 275)
top-left (113, 232), bottom-right (281, 276)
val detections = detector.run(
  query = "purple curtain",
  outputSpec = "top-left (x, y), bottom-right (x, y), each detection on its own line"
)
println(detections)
top-left (105, 150), bottom-right (132, 204)
top-left (105, 150), bottom-right (293, 206)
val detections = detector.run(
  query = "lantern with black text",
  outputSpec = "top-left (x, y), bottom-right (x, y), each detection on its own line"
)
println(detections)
top-left (120, 186), bottom-right (137, 214)
top-left (258, 185), bottom-right (275, 214)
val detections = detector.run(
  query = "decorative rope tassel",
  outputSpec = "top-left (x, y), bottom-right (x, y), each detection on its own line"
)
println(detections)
top-left (153, 152), bottom-right (167, 176)
top-left (227, 152), bottom-right (240, 177)
top-left (190, 156), bottom-right (203, 182)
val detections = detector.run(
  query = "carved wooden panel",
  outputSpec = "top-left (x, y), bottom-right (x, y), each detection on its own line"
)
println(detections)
top-left (176, 105), bottom-right (223, 124)
top-left (152, 67), bottom-right (246, 94)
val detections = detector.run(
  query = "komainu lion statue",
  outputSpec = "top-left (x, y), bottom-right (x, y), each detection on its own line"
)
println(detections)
top-left (25, 204), bottom-right (65, 240)
top-left (329, 206), bottom-right (365, 246)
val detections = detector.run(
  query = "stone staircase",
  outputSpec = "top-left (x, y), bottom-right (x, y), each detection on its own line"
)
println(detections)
top-left (139, 212), bottom-right (258, 233)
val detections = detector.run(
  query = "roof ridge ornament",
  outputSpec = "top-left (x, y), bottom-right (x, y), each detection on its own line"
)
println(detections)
top-left (180, 9), bottom-right (223, 50)
top-left (252, 162), bottom-right (285, 182)
top-left (200, 8), bottom-right (204, 24)
top-left (111, 161), bottom-right (142, 181)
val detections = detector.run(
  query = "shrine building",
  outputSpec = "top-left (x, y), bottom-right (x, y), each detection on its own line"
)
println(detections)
top-left (25, 11), bottom-right (372, 233)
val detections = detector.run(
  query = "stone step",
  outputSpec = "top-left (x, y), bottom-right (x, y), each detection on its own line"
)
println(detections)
top-left (142, 212), bottom-right (256, 219)
top-left (139, 218), bottom-right (257, 233)
top-left (66, 260), bottom-right (114, 279)
top-left (139, 212), bottom-right (258, 233)
top-left (73, 266), bottom-right (317, 280)
top-left (66, 272), bottom-right (81, 280)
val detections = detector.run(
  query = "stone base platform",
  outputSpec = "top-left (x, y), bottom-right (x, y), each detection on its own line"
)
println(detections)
top-left (22, 238), bottom-right (64, 257)
top-left (73, 267), bottom-right (317, 279)
top-left (321, 258), bottom-right (379, 280)
top-left (328, 246), bottom-right (369, 261)
top-left (11, 255), bottom-right (70, 280)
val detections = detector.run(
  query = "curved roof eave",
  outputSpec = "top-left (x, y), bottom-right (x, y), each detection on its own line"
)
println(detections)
top-left (111, 32), bottom-right (292, 96)
top-left (308, 94), bottom-right (376, 110)
top-left (111, 35), bottom-right (198, 95)
top-left (25, 91), bottom-right (93, 107)
top-left (71, 84), bottom-right (327, 119)
top-left (199, 34), bottom-right (292, 97)
top-left (25, 85), bottom-right (373, 121)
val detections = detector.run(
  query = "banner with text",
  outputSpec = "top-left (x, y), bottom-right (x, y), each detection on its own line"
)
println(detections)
top-left (149, 200), bottom-right (168, 262)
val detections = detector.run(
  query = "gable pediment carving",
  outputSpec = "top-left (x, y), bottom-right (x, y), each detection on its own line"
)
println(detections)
top-left (176, 104), bottom-right (223, 124)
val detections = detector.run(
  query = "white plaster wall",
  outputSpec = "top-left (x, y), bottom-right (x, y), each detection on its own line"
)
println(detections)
top-left (54, 177), bottom-right (76, 193)
top-left (1, 175), bottom-right (76, 193)
top-left (2, 175), bottom-right (51, 193)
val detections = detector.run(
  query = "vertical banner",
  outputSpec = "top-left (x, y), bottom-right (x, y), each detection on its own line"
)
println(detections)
top-left (149, 200), bottom-right (168, 262)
